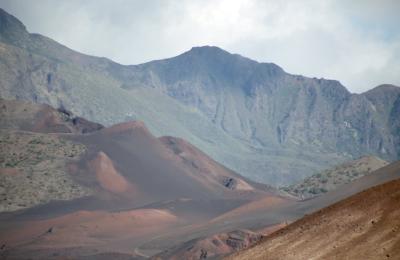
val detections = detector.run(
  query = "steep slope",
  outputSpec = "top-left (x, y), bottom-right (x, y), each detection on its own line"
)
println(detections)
top-left (228, 178), bottom-right (400, 260)
top-left (1, 8), bottom-right (399, 185)
top-left (282, 156), bottom-right (389, 199)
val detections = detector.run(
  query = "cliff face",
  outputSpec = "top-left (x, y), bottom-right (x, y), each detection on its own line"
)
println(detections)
top-left (0, 8), bottom-right (399, 185)
top-left (130, 46), bottom-right (399, 159)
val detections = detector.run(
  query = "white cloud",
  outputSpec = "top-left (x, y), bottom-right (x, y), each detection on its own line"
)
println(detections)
top-left (0, 0), bottom-right (399, 92)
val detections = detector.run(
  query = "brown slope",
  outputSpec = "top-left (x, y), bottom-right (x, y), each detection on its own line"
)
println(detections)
top-left (228, 178), bottom-right (400, 260)
top-left (153, 229), bottom-right (263, 260)
top-left (150, 224), bottom-right (288, 260)
top-left (0, 208), bottom-right (179, 260)
top-left (66, 120), bottom-right (268, 210)
top-left (0, 99), bottom-right (103, 134)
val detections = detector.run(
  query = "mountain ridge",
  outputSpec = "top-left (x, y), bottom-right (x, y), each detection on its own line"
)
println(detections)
top-left (0, 8), bottom-right (380, 94)
top-left (0, 8), bottom-right (399, 185)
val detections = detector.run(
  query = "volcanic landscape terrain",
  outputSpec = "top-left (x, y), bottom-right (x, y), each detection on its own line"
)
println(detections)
top-left (1, 99), bottom-right (399, 259)
top-left (0, 8), bottom-right (399, 260)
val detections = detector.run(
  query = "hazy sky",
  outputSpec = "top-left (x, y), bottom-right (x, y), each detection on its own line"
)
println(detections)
top-left (1, 0), bottom-right (399, 93)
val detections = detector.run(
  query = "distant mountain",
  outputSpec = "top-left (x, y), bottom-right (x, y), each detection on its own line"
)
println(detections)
top-left (1, 8), bottom-right (399, 185)
top-left (281, 156), bottom-right (389, 199)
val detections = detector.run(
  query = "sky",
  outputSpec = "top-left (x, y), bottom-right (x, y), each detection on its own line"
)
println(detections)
top-left (1, 0), bottom-right (399, 93)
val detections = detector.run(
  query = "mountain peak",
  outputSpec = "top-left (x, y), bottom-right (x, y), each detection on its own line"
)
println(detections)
top-left (181, 45), bottom-right (243, 63)
top-left (0, 8), bottom-right (26, 32)
top-left (366, 84), bottom-right (400, 94)
top-left (139, 45), bottom-right (285, 89)
top-left (0, 8), bottom-right (28, 44)
top-left (364, 84), bottom-right (400, 102)
top-left (184, 46), bottom-right (285, 75)
top-left (188, 45), bottom-right (230, 54)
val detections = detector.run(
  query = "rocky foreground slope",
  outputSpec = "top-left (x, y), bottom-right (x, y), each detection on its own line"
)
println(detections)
top-left (1, 8), bottom-right (399, 185)
top-left (228, 178), bottom-right (400, 260)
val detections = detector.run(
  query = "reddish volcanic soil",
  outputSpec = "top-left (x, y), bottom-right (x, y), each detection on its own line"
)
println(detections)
top-left (228, 179), bottom-right (400, 260)
top-left (0, 209), bottom-right (178, 246)
top-left (152, 229), bottom-right (263, 260)
top-left (88, 151), bottom-right (135, 195)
